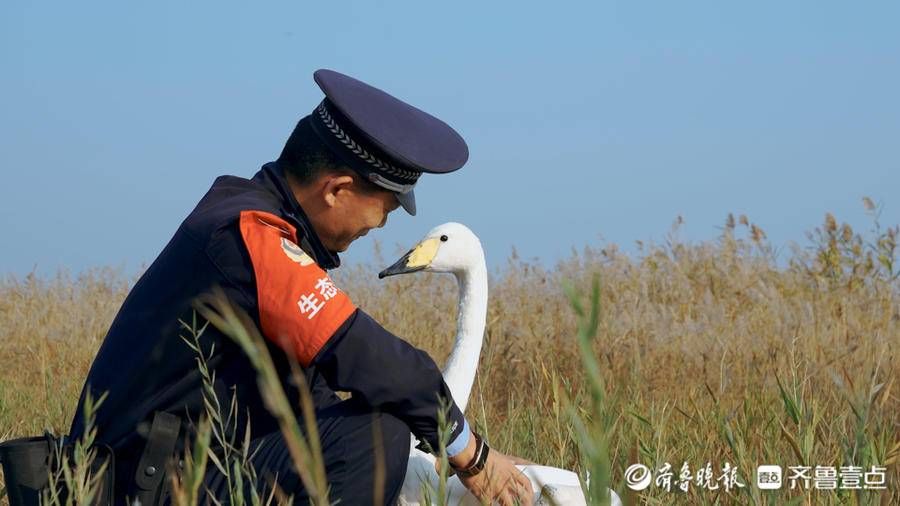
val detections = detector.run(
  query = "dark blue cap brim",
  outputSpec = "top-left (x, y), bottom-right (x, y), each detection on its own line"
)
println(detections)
top-left (396, 190), bottom-right (416, 216)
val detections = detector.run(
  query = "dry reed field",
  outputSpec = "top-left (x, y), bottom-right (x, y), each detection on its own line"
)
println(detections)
top-left (1, 204), bottom-right (899, 505)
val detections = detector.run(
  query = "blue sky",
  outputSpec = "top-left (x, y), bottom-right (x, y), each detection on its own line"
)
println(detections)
top-left (2, 1), bottom-right (898, 276)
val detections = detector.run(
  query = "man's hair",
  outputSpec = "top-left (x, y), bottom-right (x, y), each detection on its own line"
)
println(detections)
top-left (277, 116), bottom-right (381, 195)
top-left (277, 116), bottom-right (349, 184)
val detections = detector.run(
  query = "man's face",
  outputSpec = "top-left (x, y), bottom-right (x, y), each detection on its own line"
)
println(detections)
top-left (309, 173), bottom-right (402, 253)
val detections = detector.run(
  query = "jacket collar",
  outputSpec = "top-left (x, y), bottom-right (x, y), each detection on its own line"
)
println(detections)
top-left (252, 162), bottom-right (341, 270)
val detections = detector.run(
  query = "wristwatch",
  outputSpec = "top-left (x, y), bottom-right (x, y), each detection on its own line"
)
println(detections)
top-left (452, 431), bottom-right (490, 478)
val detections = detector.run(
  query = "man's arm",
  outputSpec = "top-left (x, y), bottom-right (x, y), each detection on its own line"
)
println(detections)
top-left (312, 309), bottom-right (469, 454)
top-left (314, 313), bottom-right (536, 505)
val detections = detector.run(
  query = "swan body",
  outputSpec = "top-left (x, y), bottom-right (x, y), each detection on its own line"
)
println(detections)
top-left (380, 223), bottom-right (621, 506)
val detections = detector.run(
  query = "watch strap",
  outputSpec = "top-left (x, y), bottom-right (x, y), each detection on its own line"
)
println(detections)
top-left (453, 432), bottom-right (490, 478)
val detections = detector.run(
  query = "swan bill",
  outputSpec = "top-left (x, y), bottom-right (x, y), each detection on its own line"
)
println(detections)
top-left (378, 238), bottom-right (440, 278)
top-left (378, 250), bottom-right (425, 278)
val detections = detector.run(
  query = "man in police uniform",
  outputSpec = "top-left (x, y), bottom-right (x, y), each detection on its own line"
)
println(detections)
top-left (69, 69), bottom-right (534, 505)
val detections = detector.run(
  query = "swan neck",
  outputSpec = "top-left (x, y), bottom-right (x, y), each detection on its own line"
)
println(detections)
top-left (456, 265), bottom-right (487, 339)
top-left (443, 258), bottom-right (488, 414)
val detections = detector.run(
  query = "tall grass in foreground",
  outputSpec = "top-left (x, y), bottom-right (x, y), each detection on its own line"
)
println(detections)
top-left (2, 204), bottom-right (899, 504)
top-left (176, 310), bottom-right (274, 506)
top-left (192, 289), bottom-right (331, 505)
top-left (41, 392), bottom-right (110, 506)
top-left (564, 276), bottom-right (613, 505)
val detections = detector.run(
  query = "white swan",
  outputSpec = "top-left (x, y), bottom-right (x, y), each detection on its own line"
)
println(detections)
top-left (378, 223), bottom-right (621, 506)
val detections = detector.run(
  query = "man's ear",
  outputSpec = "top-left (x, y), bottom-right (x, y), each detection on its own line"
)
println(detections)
top-left (322, 174), bottom-right (355, 208)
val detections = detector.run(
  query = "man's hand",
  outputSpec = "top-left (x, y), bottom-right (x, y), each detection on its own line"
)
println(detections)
top-left (441, 431), bottom-right (534, 505)
top-left (457, 448), bottom-right (534, 506)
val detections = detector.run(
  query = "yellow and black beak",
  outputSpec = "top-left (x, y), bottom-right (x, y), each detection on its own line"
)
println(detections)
top-left (378, 237), bottom-right (440, 279)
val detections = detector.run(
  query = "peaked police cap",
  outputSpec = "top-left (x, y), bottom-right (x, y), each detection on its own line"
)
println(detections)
top-left (307, 69), bottom-right (469, 215)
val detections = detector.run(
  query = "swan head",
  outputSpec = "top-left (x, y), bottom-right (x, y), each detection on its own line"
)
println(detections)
top-left (378, 222), bottom-right (483, 278)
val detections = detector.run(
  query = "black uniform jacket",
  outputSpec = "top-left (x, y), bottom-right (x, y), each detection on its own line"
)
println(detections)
top-left (69, 162), bottom-right (466, 498)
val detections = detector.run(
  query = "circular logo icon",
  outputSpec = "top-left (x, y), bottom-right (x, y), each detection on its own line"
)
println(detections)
top-left (624, 464), bottom-right (652, 491)
top-left (281, 238), bottom-right (314, 266)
